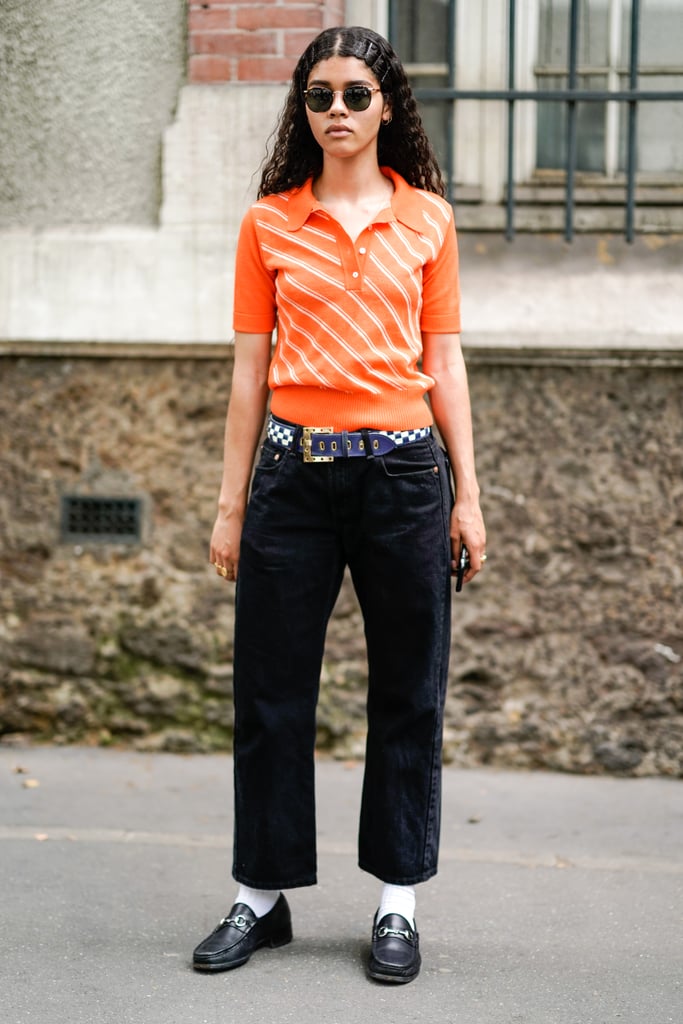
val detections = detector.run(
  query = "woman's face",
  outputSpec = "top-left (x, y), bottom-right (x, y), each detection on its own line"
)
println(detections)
top-left (304, 56), bottom-right (391, 162)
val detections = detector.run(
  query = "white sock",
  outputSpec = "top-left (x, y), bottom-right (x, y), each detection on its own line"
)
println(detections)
top-left (235, 885), bottom-right (280, 919)
top-left (378, 884), bottom-right (416, 928)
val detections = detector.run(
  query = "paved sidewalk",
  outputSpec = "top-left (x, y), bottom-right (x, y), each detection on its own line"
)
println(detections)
top-left (1, 745), bottom-right (681, 1024)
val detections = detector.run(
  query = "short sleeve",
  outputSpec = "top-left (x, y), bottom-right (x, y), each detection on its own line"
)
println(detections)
top-left (232, 205), bottom-right (278, 334)
top-left (419, 206), bottom-right (461, 334)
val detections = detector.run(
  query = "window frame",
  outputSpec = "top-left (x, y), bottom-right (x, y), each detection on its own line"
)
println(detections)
top-left (387, 0), bottom-right (683, 240)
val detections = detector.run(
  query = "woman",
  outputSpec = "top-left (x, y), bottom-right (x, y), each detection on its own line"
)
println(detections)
top-left (193, 25), bottom-right (486, 984)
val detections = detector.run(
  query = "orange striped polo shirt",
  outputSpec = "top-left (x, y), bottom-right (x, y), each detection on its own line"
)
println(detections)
top-left (233, 167), bottom-right (461, 430)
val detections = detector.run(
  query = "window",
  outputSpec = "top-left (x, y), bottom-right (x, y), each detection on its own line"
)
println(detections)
top-left (390, 0), bottom-right (452, 174)
top-left (389, 0), bottom-right (683, 237)
top-left (537, 0), bottom-right (683, 177)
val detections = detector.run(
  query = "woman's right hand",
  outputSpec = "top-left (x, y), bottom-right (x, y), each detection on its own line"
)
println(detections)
top-left (207, 333), bottom-right (273, 583)
top-left (209, 509), bottom-right (244, 583)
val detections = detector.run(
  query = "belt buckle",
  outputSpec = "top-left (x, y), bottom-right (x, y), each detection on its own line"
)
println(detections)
top-left (302, 426), bottom-right (334, 463)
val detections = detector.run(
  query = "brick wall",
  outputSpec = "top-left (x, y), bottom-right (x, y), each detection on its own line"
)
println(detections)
top-left (189, 0), bottom-right (346, 83)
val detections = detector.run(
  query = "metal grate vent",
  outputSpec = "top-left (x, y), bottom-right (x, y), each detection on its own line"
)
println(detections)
top-left (60, 495), bottom-right (142, 544)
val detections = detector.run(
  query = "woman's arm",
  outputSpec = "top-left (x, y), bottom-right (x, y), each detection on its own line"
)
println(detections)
top-left (422, 332), bottom-right (486, 584)
top-left (209, 331), bottom-right (273, 581)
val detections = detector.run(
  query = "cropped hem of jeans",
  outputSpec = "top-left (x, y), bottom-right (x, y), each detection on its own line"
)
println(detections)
top-left (357, 861), bottom-right (438, 886)
top-left (232, 870), bottom-right (318, 890)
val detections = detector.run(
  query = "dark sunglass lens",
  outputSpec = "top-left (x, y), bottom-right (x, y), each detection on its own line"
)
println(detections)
top-left (344, 86), bottom-right (372, 111)
top-left (305, 88), bottom-right (332, 112)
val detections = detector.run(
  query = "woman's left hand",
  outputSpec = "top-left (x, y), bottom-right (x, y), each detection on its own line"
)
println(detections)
top-left (450, 500), bottom-right (487, 584)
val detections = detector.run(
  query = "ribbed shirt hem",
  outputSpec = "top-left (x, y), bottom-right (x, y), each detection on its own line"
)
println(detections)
top-left (270, 386), bottom-right (434, 431)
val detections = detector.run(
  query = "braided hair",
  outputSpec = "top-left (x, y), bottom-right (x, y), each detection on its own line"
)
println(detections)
top-left (257, 26), bottom-right (445, 198)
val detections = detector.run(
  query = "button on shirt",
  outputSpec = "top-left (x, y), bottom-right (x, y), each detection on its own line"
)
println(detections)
top-left (233, 168), bottom-right (461, 430)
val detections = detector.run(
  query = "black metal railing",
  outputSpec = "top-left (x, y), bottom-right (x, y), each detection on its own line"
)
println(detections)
top-left (390, 0), bottom-right (683, 242)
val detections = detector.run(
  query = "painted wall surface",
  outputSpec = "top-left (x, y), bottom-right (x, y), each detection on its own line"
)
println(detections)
top-left (1, 2), bottom-right (682, 347)
top-left (0, 0), bottom-right (186, 227)
top-left (0, 84), bottom-right (287, 343)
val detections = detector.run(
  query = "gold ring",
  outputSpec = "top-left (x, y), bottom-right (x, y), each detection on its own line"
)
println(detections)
top-left (481, 554), bottom-right (488, 563)
top-left (214, 564), bottom-right (229, 578)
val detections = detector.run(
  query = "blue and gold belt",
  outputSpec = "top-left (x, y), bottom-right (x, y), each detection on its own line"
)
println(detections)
top-left (267, 415), bottom-right (431, 464)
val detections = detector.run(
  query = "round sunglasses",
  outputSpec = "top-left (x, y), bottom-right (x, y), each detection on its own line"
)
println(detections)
top-left (303, 85), bottom-right (381, 113)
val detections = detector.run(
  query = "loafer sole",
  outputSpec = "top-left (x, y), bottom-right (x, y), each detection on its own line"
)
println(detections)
top-left (193, 929), bottom-right (292, 972)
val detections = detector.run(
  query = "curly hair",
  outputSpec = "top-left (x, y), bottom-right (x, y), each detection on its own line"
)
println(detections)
top-left (257, 26), bottom-right (445, 198)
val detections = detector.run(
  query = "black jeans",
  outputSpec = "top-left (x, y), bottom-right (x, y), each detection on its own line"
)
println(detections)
top-left (232, 431), bottom-right (453, 889)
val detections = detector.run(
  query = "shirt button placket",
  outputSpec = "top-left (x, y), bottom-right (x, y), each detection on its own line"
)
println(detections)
top-left (339, 234), bottom-right (361, 289)
top-left (352, 235), bottom-right (370, 288)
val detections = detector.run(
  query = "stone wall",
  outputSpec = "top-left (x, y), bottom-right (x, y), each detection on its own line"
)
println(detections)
top-left (1, 351), bottom-right (681, 776)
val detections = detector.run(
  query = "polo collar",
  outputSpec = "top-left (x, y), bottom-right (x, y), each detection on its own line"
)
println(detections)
top-left (285, 167), bottom-right (429, 234)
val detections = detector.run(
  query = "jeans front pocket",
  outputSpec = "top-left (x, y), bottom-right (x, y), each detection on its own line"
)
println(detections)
top-left (254, 440), bottom-right (289, 474)
top-left (379, 437), bottom-right (442, 479)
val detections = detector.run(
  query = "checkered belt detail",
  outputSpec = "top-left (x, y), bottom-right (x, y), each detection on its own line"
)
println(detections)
top-left (266, 416), bottom-right (431, 461)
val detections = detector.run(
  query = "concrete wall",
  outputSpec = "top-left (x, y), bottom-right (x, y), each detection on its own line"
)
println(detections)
top-left (0, 85), bottom-right (286, 344)
top-left (0, 1), bottom-right (369, 349)
top-left (0, 2), bottom-right (360, 344)
top-left (0, 0), bottom-right (187, 227)
top-left (2, 2), bottom-right (682, 349)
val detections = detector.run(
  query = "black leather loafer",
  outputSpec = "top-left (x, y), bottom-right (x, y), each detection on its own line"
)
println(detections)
top-left (192, 893), bottom-right (292, 972)
top-left (368, 911), bottom-right (421, 984)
